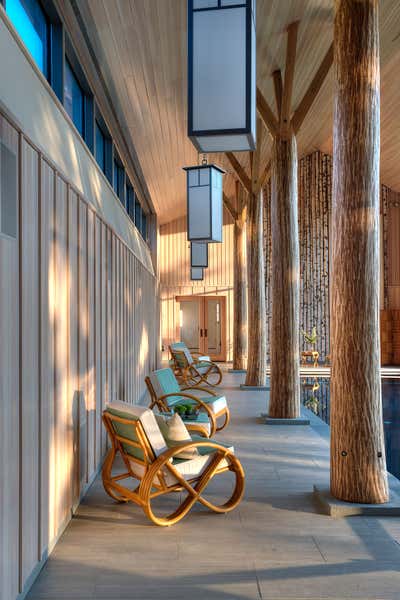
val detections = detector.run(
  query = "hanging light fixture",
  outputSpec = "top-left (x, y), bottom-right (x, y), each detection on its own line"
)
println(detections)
top-left (183, 161), bottom-right (224, 243)
top-left (187, 0), bottom-right (256, 153)
top-left (191, 267), bottom-right (204, 281)
top-left (191, 241), bottom-right (208, 267)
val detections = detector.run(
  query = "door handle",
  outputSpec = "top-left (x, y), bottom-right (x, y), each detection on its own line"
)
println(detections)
top-left (204, 329), bottom-right (208, 337)
top-left (200, 329), bottom-right (203, 337)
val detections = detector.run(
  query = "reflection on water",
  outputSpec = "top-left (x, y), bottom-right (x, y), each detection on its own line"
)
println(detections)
top-left (302, 378), bottom-right (400, 480)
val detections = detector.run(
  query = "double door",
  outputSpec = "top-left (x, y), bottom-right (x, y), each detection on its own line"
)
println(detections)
top-left (176, 295), bottom-right (226, 361)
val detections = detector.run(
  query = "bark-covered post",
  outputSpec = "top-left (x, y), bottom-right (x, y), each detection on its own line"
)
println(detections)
top-left (233, 182), bottom-right (248, 371)
top-left (269, 134), bottom-right (300, 418)
top-left (330, 0), bottom-right (388, 503)
top-left (245, 188), bottom-right (266, 386)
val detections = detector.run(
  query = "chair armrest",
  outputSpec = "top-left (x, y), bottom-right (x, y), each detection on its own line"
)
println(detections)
top-left (156, 392), bottom-right (217, 436)
top-left (181, 386), bottom-right (217, 397)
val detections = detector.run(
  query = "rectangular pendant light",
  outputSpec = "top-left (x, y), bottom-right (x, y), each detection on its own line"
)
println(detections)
top-left (187, 0), bottom-right (256, 153)
top-left (184, 163), bottom-right (224, 242)
top-left (191, 241), bottom-right (208, 267)
top-left (190, 266), bottom-right (204, 280)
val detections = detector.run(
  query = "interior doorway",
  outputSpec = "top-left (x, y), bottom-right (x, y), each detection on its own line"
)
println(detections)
top-left (176, 295), bottom-right (226, 361)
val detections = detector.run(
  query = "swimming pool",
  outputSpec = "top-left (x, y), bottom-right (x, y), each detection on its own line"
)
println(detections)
top-left (301, 377), bottom-right (400, 480)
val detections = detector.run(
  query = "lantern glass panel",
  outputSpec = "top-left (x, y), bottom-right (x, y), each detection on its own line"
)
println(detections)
top-left (191, 242), bottom-right (208, 267)
top-left (191, 267), bottom-right (204, 281)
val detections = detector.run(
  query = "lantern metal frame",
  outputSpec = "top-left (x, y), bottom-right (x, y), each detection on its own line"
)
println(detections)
top-left (183, 163), bottom-right (225, 243)
top-left (190, 266), bottom-right (204, 281)
top-left (190, 241), bottom-right (209, 268)
top-left (187, 0), bottom-right (256, 153)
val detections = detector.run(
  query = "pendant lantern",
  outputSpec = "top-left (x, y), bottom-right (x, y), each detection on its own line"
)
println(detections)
top-left (187, 0), bottom-right (256, 153)
top-left (183, 163), bottom-right (224, 243)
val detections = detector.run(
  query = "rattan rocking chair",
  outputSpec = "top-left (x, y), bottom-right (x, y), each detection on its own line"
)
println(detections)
top-left (145, 367), bottom-right (230, 436)
top-left (102, 401), bottom-right (244, 526)
top-left (169, 342), bottom-right (223, 387)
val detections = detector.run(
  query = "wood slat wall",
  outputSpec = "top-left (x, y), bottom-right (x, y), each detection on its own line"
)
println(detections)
top-left (159, 211), bottom-right (234, 361)
top-left (0, 113), bottom-right (158, 600)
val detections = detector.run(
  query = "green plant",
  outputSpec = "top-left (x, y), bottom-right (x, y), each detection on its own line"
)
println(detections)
top-left (304, 395), bottom-right (319, 414)
top-left (301, 326), bottom-right (318, 347)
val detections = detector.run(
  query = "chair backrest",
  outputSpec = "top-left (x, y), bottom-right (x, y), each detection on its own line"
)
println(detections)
top-left (148, 368), bottom-right (182, 401)
top-left (104, 400), bottom-right (167, 462)
top-left (170, 342), bottom-right (194, 367)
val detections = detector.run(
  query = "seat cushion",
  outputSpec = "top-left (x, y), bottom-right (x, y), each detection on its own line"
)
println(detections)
top-left (105, 401), bottom-right (167, 460)
top-left (163, 436), bottom-right (235, 487)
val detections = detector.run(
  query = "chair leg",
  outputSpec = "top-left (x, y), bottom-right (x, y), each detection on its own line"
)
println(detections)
top-left (102, 447), bottom-right (130, 503)
top-left (216, 408), bottom-right (230, 432)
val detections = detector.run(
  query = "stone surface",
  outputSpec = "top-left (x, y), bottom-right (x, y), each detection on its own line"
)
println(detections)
top-left (27, 370), bottom-right (400, 600)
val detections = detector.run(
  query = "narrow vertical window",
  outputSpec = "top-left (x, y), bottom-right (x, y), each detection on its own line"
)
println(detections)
top-left (95, 120), bottom-right (105, 173)
top-left (64, 59), bottom-right (84, 136)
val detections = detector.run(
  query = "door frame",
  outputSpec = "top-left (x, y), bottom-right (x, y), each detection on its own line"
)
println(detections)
top-left (175, 295), bottom-right (227, 361)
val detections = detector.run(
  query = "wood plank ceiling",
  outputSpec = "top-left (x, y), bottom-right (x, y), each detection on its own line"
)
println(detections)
top-left (75, 0), bottom-right (400, 224)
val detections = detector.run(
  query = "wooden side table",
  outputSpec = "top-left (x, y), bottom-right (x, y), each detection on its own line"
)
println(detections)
top-left (301, 350), bottom-right (319, 367)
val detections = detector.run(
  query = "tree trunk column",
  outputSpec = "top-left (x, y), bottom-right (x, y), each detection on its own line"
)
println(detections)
top-left (233, 186), bottom-right (248, 371)
top-left (269, 134), bottom-right (300, 418)
top-left (330, 0), bottom-right (388, 503)
top-left (245, 190), bottom-right (266, 386)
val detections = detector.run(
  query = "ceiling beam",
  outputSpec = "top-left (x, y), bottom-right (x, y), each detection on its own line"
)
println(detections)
top-left (281, 21), bottom-right (299, 137)
top-left (291, 43), bottom-right (334, 134)
top-left (223, 193), bottom-right (238, 222)
top-left (272, 70), bottom-right (283, 120)
top-left (256, 159), bottom-right (272, 195)
top-left (225, 152), bottom-right (252, 194)
top-left (251, 117), bottom-right (263, 194)
top-left (256, 87), bottom-right (279, 138)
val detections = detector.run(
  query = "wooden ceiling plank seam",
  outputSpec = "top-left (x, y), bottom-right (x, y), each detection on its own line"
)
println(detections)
top-left (281, 20), bottom-right (299, 137)
top-left (291, 42), bottom-right (334, 134)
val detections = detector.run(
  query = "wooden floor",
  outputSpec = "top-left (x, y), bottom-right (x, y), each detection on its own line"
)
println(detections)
top-left (27, 370), bottom-right (400, 600)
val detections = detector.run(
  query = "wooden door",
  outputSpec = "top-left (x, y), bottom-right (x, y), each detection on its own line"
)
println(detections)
top-left (175, 295), bottom-right (227, 361)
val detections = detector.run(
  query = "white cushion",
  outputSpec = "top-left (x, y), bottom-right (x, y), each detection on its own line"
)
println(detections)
top-left (198, 355), bottom-right (211, 362)
top-left (155, 413), bottom-right (199, 459)
top-left (163, 443), bottom-right (234, 487)
top-left (106, 401), bottom-right (167, 458)
top-left (207, 395), bottom-right (227, 415)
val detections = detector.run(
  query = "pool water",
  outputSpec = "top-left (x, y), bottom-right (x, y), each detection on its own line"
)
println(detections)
top-left (301, 378), bottom-right (400, 480)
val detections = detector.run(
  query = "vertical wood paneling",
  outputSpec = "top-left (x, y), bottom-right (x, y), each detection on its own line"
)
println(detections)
top-left (39, 159), bottom-right (55, 552)
top-left (68, 189), bottom-right (80, 508)
top-left (78, 202), bottom-right (88, 488)
top-left (54, 176), bottom-right (70, 530)
top-left (1, 115), bottom-right (158, 599)
top-left (87, 209), bottom-right (95, 478)
top-left (20, 140), bottom-right (40, 583)
top-left (0, 117), bottom-right (19, 600)
top-left (159, 212), bottom-right (234, 360)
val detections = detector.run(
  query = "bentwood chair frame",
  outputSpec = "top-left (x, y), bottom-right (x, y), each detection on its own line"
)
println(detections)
top-left (102, 411), bottom-right (245, 526)
top-left (145, 375), bottom-right (219, 437)
top-left (145, 369), bottom-right (230, 435)
top-left (169, 344), bottom-right (223, 388)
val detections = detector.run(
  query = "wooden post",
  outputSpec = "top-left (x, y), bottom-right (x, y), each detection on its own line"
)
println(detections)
top-left (268, 134), bottom-right (300, 418)
top-left (330, 0), bottom-right (388, 503)
top-left (244, 188), bottom-right (266, 386)
top-left (233, 183), bottom-right (247, 370)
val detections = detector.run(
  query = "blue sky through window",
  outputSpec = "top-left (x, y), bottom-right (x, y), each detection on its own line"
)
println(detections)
top-left (6, 0), bottom-right (47, 76)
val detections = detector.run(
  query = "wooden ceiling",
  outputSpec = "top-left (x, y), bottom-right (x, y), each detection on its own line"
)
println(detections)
top-left (75, 0), bottom-right (400, 224)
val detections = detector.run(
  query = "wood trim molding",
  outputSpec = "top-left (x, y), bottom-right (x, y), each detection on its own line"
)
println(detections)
top-left (281, 21), bottom-right (299, 137)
